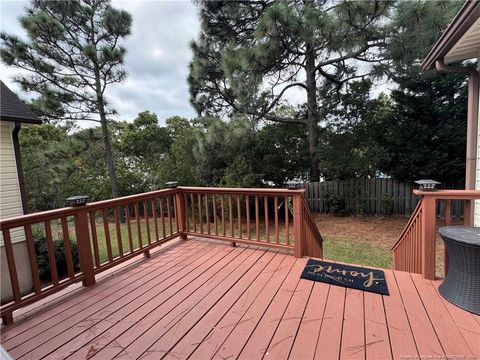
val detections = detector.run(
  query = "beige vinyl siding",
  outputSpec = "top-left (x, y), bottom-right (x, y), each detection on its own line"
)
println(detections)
top-left (0, 120), bottom-right (25, 245)
top-left (476, 63), bottom-right (480, 226)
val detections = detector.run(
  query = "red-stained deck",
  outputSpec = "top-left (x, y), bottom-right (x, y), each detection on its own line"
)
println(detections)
top-left (1, 237), bottom-right (479, 360)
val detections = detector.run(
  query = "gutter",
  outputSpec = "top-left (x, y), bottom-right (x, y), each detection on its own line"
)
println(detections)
top-left (11, 123), bottom-right (29, 214)
top-left (435, 60), bottom-right (479, 192)
top-left (422, 1), bottom-right (480, 70)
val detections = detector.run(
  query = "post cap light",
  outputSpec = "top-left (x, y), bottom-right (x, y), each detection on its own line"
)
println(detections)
top-left (67, 195), bottom-right (89, 207)
top-left (165, 181), bottom-right (178, 188)
top-left (414, 179), bottom-right (441, 191)
top-left (286, 181), bottom-right (299, 190)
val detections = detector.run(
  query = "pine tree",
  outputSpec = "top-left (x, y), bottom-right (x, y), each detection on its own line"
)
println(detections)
top-left (1, 0), bottom-right (132, 198)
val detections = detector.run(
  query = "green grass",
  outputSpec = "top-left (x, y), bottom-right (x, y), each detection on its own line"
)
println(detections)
top-left (323, 236), bottom-right (392, 269)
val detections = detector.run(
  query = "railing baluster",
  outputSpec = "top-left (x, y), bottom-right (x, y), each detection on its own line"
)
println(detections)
top-left (167, 195), bottom-right (173, 235)
top-left (89, 211), bottom-right (101, 267)
top-left (213, 194), bottom-right (218, 236)
top-left (151, 200), bottom-right (159, 242)
top-left (275, 196), bottom-right (279, 244)
top-left (246, 195), bottom-right (251, 240)
top-left (102, 209), bottom-right (113, 262)
top-left (198, 193), bottom-right (203, 234)
top-left (237, 195), bottom-right (242, 239)
top-left (264, 196), bottom-right (269, 242)
top-left (24, 224), bottom-right (42, 292)
top-left (205, 194), bottom-right (211, 235)
top-left (143, 201), bottom-right (151, 245)
top-left (2, 228), bottom-right (21, 307)
top-left (221, 194), bottom-right (225, 236)
top-left (173, 194), bottom-right (179, 234)
top-left (44, 220), bottom-right (59, 286)
top-left (60, 217), bottom-right (75, 279)
top-left (229, 194), bottom-right (234, 237)
top-left (190, 193), bottom-right (196, 233)
top-left (125, 206), bottom-right (134, 253)
top-left (255, 195), bottom-right (260, 241)
top-left (114, 207), bottom-right (123, 257)
top-left (160, 197), bottom-right (166, 239)
top-left (134, 202), bottom-right (143, 249)
top-left (285, 195), bottom-right (289, 245)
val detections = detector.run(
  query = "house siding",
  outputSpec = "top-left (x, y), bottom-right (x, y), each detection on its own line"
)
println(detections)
top-left (0, 120), bottom-right (32, 302)
top-left (476, 60), bottom-right (480, 226)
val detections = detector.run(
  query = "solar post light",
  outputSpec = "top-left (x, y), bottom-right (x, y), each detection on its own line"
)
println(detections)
top-left (414, 179), bottom-right (441, 191)
top-left (165, 181), bottom-right (178, 188)
top-left (286, 181), bottom-right (298, 190)
top-left (67, 195), bottom-right (90, 207)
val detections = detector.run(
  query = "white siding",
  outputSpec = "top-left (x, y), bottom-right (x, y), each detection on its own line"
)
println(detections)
top-left (0, 120), bottom-right (25, 244)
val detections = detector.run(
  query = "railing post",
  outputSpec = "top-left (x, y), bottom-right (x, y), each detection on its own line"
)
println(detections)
top-left (420, 196), bottom-right (436, 280)
top-left (293, 193), bottom-right (304, 258)
top-left (74, 208), bottom-right (96, 286)
top-left (175, 188), bottom-right (187, 241)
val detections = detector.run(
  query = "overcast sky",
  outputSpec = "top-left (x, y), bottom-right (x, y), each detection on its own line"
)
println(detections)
top-left (0, 0), bottom-right (200, 125)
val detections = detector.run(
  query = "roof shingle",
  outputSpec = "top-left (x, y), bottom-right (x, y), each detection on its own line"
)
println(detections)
top-left (0, 81), bottom-right (42, 124)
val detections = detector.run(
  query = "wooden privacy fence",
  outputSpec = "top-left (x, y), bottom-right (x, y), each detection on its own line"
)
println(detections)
top-left (0, 186), bottom-right (322, 324)
top-left (299, 178), bottom-right (465, 216)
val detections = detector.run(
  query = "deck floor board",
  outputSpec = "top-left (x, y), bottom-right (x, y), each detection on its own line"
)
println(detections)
top-left (1, 237), bottom-right (478, 360)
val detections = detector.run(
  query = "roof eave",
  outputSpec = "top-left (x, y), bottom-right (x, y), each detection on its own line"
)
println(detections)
top-left (421, 1), bottom-right (480, 71)
top-left (0, 116), bottom-right (43, 125)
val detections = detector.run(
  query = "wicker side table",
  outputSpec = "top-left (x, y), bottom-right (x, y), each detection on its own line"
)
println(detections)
top-left (438, 226), bottom-right (480, 315)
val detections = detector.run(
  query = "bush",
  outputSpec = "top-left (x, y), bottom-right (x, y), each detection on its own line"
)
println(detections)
top-left (380, 194), bottom-right (394, 215)
top-left (325, 193), bottom-right (348, 216)
top-left (34, 235), bottom-right (80, 281)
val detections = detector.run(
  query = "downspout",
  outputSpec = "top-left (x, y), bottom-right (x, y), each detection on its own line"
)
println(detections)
top-left (12, 122), bottom-right (28, 214)
top-left (435, 60), bottom-right (479, 191)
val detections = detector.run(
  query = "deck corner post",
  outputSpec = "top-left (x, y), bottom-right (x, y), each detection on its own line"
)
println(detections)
top-left (74, 208), bottom-right (96, 286)
top-left (293, 193), bottom-right (304, 258)
top-left (175, 189), bottom-right (187, 241)
top-left (420, 196), bottom-right (436, 280)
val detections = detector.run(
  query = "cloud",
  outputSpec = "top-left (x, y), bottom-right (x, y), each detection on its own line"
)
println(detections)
top-left (0, 0), bottom-right (200, 125)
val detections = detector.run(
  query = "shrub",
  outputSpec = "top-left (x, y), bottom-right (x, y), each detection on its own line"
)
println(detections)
top-left (325, 193), bottom-right (348, 216)
top-left (380, 194), bottom-right (394, 215)
top-left (34, 235), bottom-right (80, 281)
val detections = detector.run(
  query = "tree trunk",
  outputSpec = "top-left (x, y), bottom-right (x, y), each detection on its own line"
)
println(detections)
top-left (94, 72), bottom-right (120, 198)
top-left (305, 44), bottom-right (320, 181)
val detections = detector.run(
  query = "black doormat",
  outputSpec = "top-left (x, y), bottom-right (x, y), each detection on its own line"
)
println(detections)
top-left (300, 259), bottom-right (389, 295)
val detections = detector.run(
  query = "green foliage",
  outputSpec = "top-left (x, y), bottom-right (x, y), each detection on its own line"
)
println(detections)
top-left (1, 0), bottom-right (133, 198)
top-left (1, 0), bottom-right (132, 122)
top-left (380, 194), bottom-right (394, 215)
top-left (373, 72), bottom-right (468, 182)
top-left (34, 235), bottom-right (80, 281)
top-left (325, 193), bottom-right (347, 216)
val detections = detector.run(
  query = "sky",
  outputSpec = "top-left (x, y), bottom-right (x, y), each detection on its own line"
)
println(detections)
top-left (0, 0), bottom-right (201, 125)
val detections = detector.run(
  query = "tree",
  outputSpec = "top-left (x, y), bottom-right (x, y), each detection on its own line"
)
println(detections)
top-left (1, 0), bottom-right (132, 198)
top-left (189, 1), bottom-right (395, 180)
top-left (373, 72), bottom-right (468, 182)
top-left (189, 1), bottom-right (465, 181)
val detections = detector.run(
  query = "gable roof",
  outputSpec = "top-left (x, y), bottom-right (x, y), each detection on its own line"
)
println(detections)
top-left (0, 81), bottom-right (42, 124)
top-left (422, 1), bottom-right (480, 70)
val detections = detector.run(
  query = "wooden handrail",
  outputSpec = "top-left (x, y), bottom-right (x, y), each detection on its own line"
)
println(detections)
top-left (392, 189), bottom-right (480, 280)
top-left (0, 186), bottom-right (323, 325)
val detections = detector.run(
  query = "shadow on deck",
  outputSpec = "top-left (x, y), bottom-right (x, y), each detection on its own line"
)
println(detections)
top-left (1, 236), bottom-right (479, 360)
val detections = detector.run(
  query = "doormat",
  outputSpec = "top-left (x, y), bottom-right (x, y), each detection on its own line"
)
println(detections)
top-left (300, 259), bottom-right (389, 295)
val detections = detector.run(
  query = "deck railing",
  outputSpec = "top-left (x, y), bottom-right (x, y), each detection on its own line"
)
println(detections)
top-left (0, 186), bottom-right (322, 324)
top-left (392, 189), bottom-right (480, 280)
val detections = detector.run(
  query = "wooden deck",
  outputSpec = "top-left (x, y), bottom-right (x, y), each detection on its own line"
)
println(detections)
top-left (1, 237), bottom-right (479, 360)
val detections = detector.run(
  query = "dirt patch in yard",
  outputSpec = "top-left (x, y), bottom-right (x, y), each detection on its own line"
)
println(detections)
top-left (313, 213), bottom-right (447, 275)
top-left (313, 213), bottom-right (408, 248)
